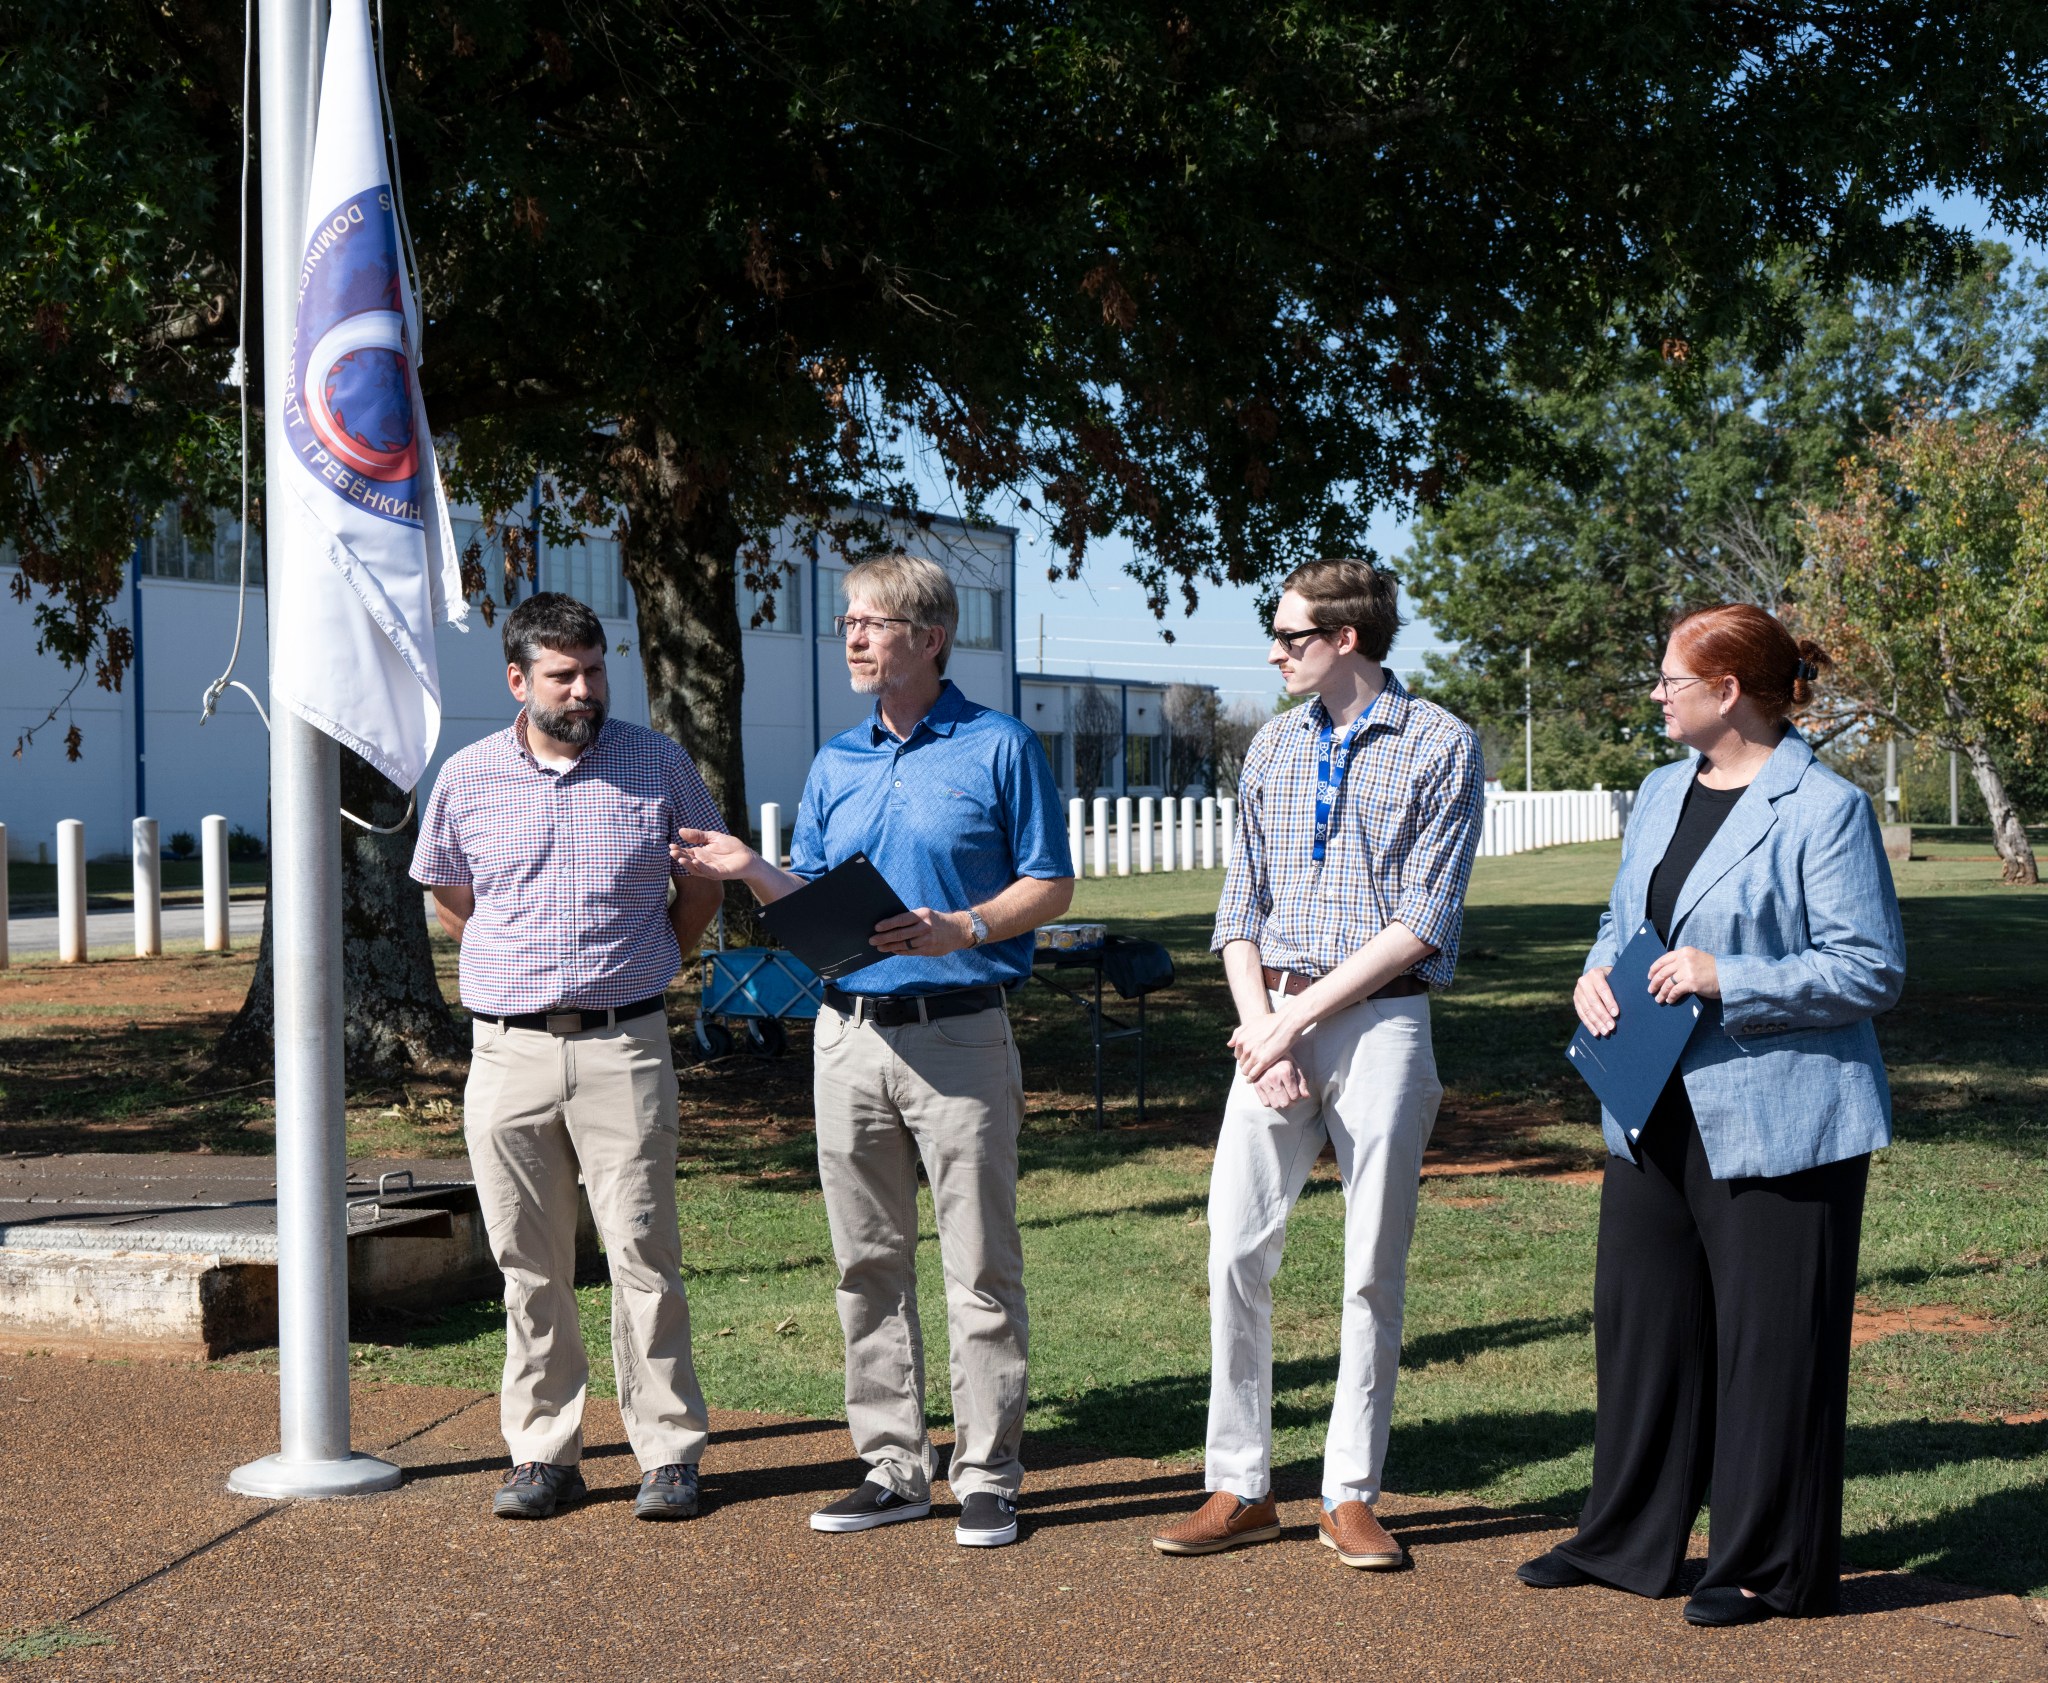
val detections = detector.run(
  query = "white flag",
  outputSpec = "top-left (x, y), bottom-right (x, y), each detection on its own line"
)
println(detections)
top-left (274, 0), bottom-right (465, 790)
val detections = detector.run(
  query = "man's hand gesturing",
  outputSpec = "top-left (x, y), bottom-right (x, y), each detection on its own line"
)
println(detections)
top-left (672, 827), bottom-right (758, 880)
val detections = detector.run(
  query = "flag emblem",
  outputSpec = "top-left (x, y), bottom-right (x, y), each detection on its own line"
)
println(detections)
top-left (288, 186), bottom-right (423, 518)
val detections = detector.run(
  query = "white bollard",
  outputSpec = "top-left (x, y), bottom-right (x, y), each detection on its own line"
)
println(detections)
top-left (1179, 797), bottom-right (1197, 870)
top-left (1114, 797), bottom-right (1132, 877)
top-left (132, 817), bottom-right (162, 958)
top-left (1200, 796), bottom-right (1217, 869)
top-left (1219, 797), bottom-right (1236, 866)
top-left (57, 819), bottom-right (86, 963)
top-left (1160, 797), bottom-right (1177, 873)
top-left (1091, 797), bottom-right (1109, 878)
top-left (0, 821), bottom-right (8, 970)
top-left (202, 814), bottom-right (231, 952)
top-left (759, 801), bottom-right (783, 868)
top-left (1137, 797), bottom-right (1156, 873)
top-left (1068, 799), bottom-right (1085, 876)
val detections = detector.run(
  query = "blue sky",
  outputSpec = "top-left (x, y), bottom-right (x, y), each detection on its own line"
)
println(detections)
top-left (983, 191), bottom-right (2046, 711)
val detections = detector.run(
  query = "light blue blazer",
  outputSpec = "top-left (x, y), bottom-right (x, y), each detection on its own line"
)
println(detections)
top-left (1585, 729), bottom-right (1906, 1179)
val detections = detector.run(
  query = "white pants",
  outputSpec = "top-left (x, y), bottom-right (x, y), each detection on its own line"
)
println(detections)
top-left (1205, 990), bottom-right (1442, 1506)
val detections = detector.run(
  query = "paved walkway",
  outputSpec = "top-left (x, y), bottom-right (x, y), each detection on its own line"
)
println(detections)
top-left (4, 1359), bottom-right (2040, 1680)
top-left (6, 899), bottom-right (266, 958)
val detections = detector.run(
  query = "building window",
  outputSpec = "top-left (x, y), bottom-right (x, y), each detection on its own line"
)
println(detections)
top-left (817, 565), bottom-right (848, 638)
top-left (1125, 734), bottom-right (1162, 788)
top-left (138, 508), bottom-right (264, 586)
top-left (542, 530), bottom-right (629, 619)
top-left (957, 585), bottom-right (1002, 650)
top-left (1035, 731), bottom-right (1067, 786)
top-left (747, 561), bottom-right (803, 634)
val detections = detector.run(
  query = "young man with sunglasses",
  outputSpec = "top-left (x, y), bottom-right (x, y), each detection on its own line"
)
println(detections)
top-left (674, 552), bottom-right (1072, 1547)
top-left (1151, 559), bottom-right (1483, 1568)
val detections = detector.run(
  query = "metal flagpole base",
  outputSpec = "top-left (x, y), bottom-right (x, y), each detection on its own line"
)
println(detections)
top-left (228, 1452), bottom-right (402, 1500)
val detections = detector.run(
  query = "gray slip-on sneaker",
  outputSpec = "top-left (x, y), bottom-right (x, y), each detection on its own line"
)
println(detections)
top-left (809, 1481), bottom-right (932, 1533)
top-left (954, 1491), bottom-right (1020, 1547)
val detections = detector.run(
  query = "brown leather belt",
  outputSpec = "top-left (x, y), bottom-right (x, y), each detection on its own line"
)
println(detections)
top-left (1262, 967), bottom-right (1428, 1001)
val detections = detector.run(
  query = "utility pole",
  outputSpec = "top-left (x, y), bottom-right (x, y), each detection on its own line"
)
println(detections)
top-left (1523, 645), bottom-right (1534, 792)
top-left (1037, 613), bottom-right (1044, 674)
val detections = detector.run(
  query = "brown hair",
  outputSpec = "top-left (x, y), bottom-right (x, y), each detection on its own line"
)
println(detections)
top-left (1668, 603), bottom-right (1831, 719)
top-left (1280, 558), bottom-right (1403, 662)
top-left (503, 591), bottom-right (606, 672)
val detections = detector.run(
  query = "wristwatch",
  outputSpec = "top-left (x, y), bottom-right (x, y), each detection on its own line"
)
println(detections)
top-left (966, 909), bottom-right (990, 948)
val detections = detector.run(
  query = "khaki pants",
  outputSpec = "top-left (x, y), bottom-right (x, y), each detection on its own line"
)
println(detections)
top-left (464, 1010), bottom-right (708, 1470)
top-left (812, 1001), bottom-right (1028, 1501)
top-left (1205, 991), bottom-right (1442, 1506)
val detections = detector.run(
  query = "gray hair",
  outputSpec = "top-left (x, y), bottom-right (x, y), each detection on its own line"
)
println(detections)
top-left (843, 552), bottom-right (959, 673)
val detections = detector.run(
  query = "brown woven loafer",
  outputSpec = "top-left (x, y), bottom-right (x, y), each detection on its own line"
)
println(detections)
top-left (1151, 1492), bottom-right (1282, 1556)
top-left (1318, 1501), bottom-right (1405, 1569)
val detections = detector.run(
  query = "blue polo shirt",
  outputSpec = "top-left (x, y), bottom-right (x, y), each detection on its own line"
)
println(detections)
top-left (789, 680), bottom-right (1072, 995)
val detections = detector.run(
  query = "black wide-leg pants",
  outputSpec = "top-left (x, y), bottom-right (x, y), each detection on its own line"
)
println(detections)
top-left (1555, 1081), bottom-right (1868, 1616)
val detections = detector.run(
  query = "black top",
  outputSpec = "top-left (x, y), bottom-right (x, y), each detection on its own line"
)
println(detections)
top-left (1646, 775), bottom-right (1747, 943)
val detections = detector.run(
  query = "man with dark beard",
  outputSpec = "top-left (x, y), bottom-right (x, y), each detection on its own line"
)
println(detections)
top-left (412, 592), bottom-right (727, 1522)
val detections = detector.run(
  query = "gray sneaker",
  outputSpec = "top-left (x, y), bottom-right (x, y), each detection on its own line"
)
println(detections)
top-left (955, 1490), bottom-right (1019, 1547)
top-left (809, 1480), bottom-right (932, 1533)
top-left (635, 1462), bottom-right (701, 1521)
top-left (492, 1461), bottom-right (587, 1519)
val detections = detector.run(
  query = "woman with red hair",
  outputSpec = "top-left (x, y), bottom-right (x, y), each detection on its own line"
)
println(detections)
top-left (1516, 603), bottom-right (1905, 1625)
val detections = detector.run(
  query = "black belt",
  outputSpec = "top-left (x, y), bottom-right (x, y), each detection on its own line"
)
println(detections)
top-left (1262, 967), bottom-right (1428, 1001)
top-left (822, 984), bottom-right (1006, 1027)
top-left (473, 993), bottom-right (668, 1034)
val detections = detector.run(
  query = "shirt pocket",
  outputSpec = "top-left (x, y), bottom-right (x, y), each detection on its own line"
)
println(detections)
top-left (579, 789), bottom-right (673, 882)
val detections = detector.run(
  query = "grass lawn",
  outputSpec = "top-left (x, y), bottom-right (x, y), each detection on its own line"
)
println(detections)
top-left (217, 829), bottom-right (2047, 1597)
top-left (7, 858), bottom-right (267, 910)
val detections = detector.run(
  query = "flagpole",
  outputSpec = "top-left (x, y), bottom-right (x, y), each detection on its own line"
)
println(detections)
top-left (231, 0), bottom-right (398, 1500)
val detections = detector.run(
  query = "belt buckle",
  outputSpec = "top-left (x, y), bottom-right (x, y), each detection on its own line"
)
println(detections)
top-left (544, 1011), bottom-right (581, 1035)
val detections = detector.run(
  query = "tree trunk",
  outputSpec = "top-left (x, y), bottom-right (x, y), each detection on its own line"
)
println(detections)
top-left (216, 750), bottom-right (465, 1075)
top-left (613, 415), bottom-right (766, 946)
top-left (1959, 738), bottom-right (2040, 885)
top-left (1940, 681), bottom-right (2039, 886)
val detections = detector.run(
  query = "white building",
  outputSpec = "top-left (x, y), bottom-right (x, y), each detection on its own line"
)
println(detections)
top-left (0, 502), bottom-right (1015, 860)
top-left (1014, 672), bottom-right (1217, 802)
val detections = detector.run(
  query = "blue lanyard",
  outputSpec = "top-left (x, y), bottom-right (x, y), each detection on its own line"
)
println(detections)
top-left (1312, 695), bottom-right (1378, 863)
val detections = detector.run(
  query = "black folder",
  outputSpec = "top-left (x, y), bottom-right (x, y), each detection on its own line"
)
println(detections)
top-left (757, 852), bottom-right (911, 982)
top-left (1563, 922), bottom-right (1705, 1140)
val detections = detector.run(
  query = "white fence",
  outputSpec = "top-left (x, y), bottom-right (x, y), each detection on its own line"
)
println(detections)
top-left (1478, 788), bottom-right (1634, 858)
top-left (1067, 796), bottom-right (1235, 877)
top-left (1058, 787), bottom-right (1632, 878)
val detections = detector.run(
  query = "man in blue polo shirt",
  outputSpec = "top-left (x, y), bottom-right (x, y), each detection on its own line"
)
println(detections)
top-left (675, 551), bottom-right (1072, 1548)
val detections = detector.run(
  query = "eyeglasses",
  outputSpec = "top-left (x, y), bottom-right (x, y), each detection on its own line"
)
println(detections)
top-left (1270, 625), bottom-right (1331, 657)
top-left (1650, 671), bottom-right (1719, 695)
top-left (835, 614), bottom-right (915, 639)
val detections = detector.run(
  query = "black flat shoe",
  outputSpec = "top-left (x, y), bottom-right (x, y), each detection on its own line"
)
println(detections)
top-left (1683, 1586), bottom-right (1773, 1627)
top-left (1515, 1549), bottom-right (1596, 1589)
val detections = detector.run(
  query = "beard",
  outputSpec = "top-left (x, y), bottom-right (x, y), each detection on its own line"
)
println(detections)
top-left (847, 667), bottom-right (884, 695)
top-left (530, 696), bottom-right (607, 746)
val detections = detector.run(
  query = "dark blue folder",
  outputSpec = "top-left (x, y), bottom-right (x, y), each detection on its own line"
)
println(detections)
top-left (1564, 922), bottom-right (1704, 1141)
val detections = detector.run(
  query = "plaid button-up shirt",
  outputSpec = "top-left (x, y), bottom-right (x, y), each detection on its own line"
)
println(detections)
top-left (410, 714), bottom-right (727, 1015)
top-left (1213, 674), bottom-right (1484, 989)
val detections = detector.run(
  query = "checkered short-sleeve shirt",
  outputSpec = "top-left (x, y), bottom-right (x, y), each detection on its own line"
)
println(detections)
top-left (1213, 675), bottom-right (1484, 989)
top-left (410, 714), bottom-right (727, 1014)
